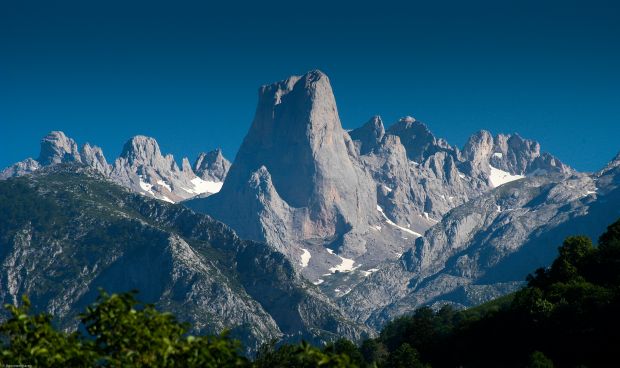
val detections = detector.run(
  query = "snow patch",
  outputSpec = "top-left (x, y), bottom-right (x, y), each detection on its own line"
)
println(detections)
top-left (382, 185), bottom-right (393, 192)
top-left (489, 166), bottom-right (525, 187)
top-left (493, 152), bottom-right (503, 158)
top-left (185, 177), bottom-right (223, 195)
top-left (582, 188), bottom-right (598, 198)
top-left (159, 195), bottom-right (174, 203)
top-left (139, 180), bottom-right (154, 195)
top-left (299, 248), bottom-right (311, 268)
top-left (422, 212), bottom-right (439, 223)
top-left (313, 279), bottom-right (324, 285)
top-left (157, 180), bottom-right (172, 191)
top-left (360, 268), bottom-right (380, 277)
top-left (334, 287), bottom-right (352, 296)
top-left (329, 255), bottom-right (356, 273)
top-left (377, 205), bottom-right (422, 237)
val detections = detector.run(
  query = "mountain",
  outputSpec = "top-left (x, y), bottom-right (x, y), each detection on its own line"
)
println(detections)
top-left (0, 166), bottom-right (370, 352)
top-left (186, 69), bottom-right (576, 297)
top-left (337, 153), bottom-right (620, 329)
top-left (0, 132), bottom-right (230, 202)
top-left (1, 69), bottom-right (613, 340)
top-left (186, 71), bottom-right (409, 281)
top-left (349, 116), bottom-right (572, 233)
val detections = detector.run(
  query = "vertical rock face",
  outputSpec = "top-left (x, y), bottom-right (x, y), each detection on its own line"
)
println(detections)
top-left (193, 148), bottom-right (231, 182)
top-left (80, 143), bottom-right (111, 175)
top-left (38, 131), bottom-right (82, 165)
top-left (462, 130), bottom-right (495, 175)
top-left (188, 70), bottom-right (383, 267)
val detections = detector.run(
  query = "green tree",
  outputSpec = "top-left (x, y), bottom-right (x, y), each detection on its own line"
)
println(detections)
top-left (383, 343), bottom-right (427, 368)
top-left (1, 291), bottom-right (249, 368)
top-left (359, 338), bottom-right (388, 367)
top-left (527, 351), bottom-right (554, 368)
top-left (323, 338), bottom-right (364, 367)
top-left (549, 236), bottom-right (593, 282)
top-left (81, 290), bottom-right (248, 367)
top-left (0, 296), bottom-right (97, 367)
top-left (253, 340), bottom-right (357, 368)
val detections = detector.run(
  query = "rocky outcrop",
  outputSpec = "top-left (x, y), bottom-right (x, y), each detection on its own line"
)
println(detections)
top-left (110, 136), bottom-right (201, 202)
top-left (349, 116), bottom-right (385, 155)
top-left (37, 131), bottom-right (82, 165)
top-left (0, 158), bottom-right (40, 180)
top-left (80, 143), bottom-right (112, 175)
top-left (193, 148), bottom-right (231, 182)
top-left (462, 131), bottom-right (572, 178)
top-left (386, 116), bottom-right (457, 163)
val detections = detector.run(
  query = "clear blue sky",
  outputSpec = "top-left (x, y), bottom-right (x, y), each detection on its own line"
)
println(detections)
top-left (1, 0), bottom-right (619, 171)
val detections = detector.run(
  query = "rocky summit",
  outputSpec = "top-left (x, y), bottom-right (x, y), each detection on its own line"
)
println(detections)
top-left (187, 70), bottom-right (408, 282)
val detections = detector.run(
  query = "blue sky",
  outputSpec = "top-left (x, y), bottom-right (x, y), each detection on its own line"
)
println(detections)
top-left (1, 0), bottom-right (619, 171)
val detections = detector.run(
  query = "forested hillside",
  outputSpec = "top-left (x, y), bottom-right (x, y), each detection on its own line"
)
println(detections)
top-left (2, 218), bottom-right (619, 367)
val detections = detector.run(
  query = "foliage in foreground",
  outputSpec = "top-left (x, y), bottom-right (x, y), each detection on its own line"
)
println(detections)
top-left (2, 218), bottom-right (620, 367)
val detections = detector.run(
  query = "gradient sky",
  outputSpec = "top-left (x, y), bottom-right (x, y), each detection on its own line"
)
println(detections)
top-left (1, 0), bottom-right (619, 172)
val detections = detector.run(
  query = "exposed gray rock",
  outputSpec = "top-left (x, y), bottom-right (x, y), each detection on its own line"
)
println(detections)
top-left (1, 131), bottom-right (229, 203)
top-left (0, 158), bottom-right (40, 180)
top-left (349, 116), bottom-right (385, 155)
top-left (350, 118), bottom-right (487, 236)
top-left (80, 143), bottom-right (111, 175)
top-left (462, 131), bottom-right (572, 178)
top-left (187, 70), bottom-right (406, 280)
top-left (193, 148), bottom-right (231, 182)
top-left (339, 155), bottom-right (620, 329)
top-left (37, 131), bottom-right (82, 165)
top-left (110, 136), bottom-right (203, 202)
top-left (386, 116), bottom-right (457, 162)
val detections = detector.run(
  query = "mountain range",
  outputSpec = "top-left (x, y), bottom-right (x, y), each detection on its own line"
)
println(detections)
top-left (1, 70), bottom-right (618, 348)
top-left (1, 131), bottom-right (230, 203)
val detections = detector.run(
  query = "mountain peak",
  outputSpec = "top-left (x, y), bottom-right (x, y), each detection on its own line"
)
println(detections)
top-left (119, 135), bottom-right (164, 166)
top-left (599, 151), bottom-right (620, 175)
top-left (399, 116), bottom-right (417, 124)
top-left (387, 117), bottom-right (454, 162)
top-left (38, 131), bottom-right (81, 165)
top-left (349, 116), bottom-right (386, 154)
top-left (462, 130), bottom-right (571, 176)
top-left (193, 149), bottom-right (231, 182)
top-left (190, 71), bottom-right (378, 263)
